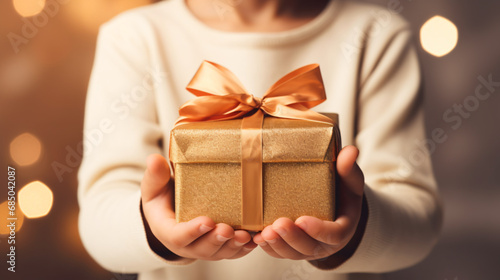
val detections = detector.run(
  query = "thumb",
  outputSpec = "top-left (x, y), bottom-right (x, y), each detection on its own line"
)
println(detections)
top-left (141, 154), bottom-right (172, 202)
top-left (336, 145), bottom-right (364, 197)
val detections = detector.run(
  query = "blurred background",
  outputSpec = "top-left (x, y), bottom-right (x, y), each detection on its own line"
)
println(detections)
top-left (0, 0), bottom-right (499, 279)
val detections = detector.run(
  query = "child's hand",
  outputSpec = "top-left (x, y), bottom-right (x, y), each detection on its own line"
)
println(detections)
top-left (140, 154), bottom-right (257, 261)
top-left (252, 145), bottom-right (365, 260)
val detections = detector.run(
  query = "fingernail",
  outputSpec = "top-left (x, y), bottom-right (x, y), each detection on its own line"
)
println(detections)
top-left (216, 235), bottom-right (230, 242)
top-left (243, 246), bottom-right (253, 251)
top-left (274, 227), bottom-right (287, 237)
top-left (199, 224), bottom-right (213, 234)
top-left (258, 242), bottom-right (267, 247)
top-left (234, 241), bottom-right (245, 247)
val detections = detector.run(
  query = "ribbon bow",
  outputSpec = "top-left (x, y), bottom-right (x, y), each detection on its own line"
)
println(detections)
top-left (174, 61), bottom-right (333, 230)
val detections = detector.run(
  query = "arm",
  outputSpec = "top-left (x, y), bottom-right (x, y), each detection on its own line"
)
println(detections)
top-left (77, 15), bottom-right (179, 273)
top-left (78, 14), bottom-right (255, 273)
top-left (254, 17), bottom-right (442, 272)
top-left (323, 20), bottom-right (442, 272)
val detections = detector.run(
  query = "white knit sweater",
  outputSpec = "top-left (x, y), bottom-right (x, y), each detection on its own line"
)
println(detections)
top-left (78, 0), bottom-right (442, 279)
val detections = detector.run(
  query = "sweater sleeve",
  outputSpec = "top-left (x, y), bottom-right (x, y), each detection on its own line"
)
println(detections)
top-left (77, 15), bottom-right (191, 273)
top-left (316, 19), bottom-right (443, 272)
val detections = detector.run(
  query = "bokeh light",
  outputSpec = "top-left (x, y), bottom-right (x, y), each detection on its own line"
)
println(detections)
top-left (0, 201), bottom-right (25, 235)
top-left (19, 181), bottom-right (53, 219)
top-left (13, 0), bottom-right (46, 17)
top-left (420, 15), bottom-right (459, 57)
top-left (9, 132), bottom-right (42, 166)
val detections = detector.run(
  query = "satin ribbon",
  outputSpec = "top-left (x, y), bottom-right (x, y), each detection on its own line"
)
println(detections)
top-left (174, 61), bottom-right (333, 230)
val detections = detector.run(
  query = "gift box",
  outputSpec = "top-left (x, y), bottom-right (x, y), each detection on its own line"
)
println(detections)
top-left (169, 61), bottom-right (340, 231)
top-left (170, 113), bottom-right (340, 231)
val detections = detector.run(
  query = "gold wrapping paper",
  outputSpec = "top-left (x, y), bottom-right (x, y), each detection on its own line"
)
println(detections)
top-left (171, 113), bottom-right (341, 230)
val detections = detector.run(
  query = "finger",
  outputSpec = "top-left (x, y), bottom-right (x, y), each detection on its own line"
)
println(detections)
top-left (186, 223), bottom-right (234, 259)
top-left (270, 218), bottom-right (320, 256)
top-left (260, 225), bottom-right (304, 260)
top-left (242, 241), bottom-right (258, 252)
top-left (212, 230), bottom-right (253, 260)
top-left (228, 245), bottom-right (256, 259)
top-left (141, 154), bottom-right (172, 202)
top-left (334, 146), bottom-right (364, 241)
top-left (296, 215), bottom-right (355, 246)
top-left (336, 145), bottom-right (364, 197)
top-left (232, 230), bottom-right (253, 248)
top-left (146, 216), bottom-right (213, 251)
top-left (253, 231), bottom-right (283, 259)
top-left (252, 230), bottom-right (267, 245)
top-left (228, 236), bottom-right (258, 259)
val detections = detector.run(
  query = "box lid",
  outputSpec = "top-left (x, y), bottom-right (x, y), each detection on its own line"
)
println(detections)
top-left (170, 113), bottom-right (340, 163)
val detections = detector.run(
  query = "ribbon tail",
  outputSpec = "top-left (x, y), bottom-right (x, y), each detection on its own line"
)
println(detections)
top-left (240, 110), bottom-right (265, 231)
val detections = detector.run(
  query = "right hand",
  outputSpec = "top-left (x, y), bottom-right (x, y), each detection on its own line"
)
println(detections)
top-left (140, 154), bottom-right (257, 261)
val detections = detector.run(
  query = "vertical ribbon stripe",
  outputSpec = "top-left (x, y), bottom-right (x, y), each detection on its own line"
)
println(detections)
top-left (240, 110), bottom-right (265, 230)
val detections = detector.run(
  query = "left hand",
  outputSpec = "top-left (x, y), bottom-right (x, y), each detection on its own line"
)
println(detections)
top-left (253, 145), bottom-right (365, 260)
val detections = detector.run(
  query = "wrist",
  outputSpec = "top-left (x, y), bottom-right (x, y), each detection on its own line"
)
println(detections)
top-left (140, 201), bottom-right (185, 262)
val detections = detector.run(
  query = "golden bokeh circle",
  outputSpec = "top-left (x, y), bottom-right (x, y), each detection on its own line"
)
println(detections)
top-left (420, 15), bottom-right (459, 57)
top-left (0, 201), bottom-right (25, 235)
top-left (9, 132), bottom-right (42, 166)
top-left (19, 181), bottom-right (54, 219)
top-left (13, 0), bottom-right (46, 17)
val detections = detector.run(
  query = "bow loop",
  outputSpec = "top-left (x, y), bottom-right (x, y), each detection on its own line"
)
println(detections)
top-left (177, 61), bottom-right (332, 126)
top-left (176, 95), bottom-right (253, 124)
top-left (186, 61), bottom-right (248, 98)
